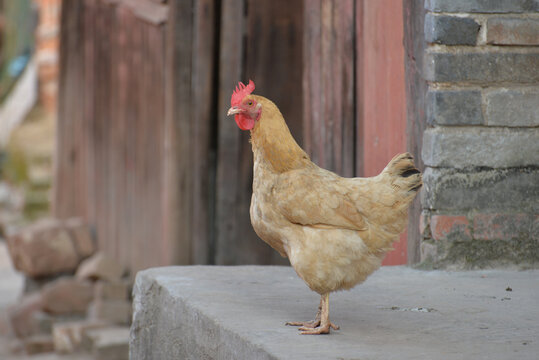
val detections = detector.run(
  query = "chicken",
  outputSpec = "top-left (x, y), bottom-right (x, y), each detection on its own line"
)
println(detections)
top-left (227, 80), bottom-right (422, 335)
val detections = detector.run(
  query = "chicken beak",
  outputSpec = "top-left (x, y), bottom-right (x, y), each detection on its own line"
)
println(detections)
top-left (227, 106), bottom-right (242, 116)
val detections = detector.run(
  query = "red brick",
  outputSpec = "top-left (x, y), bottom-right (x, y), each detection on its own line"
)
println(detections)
top-left (41, 277), bottom-right (94, 315)
top-left (64, 218), bottom-right (96, 259)
top-left (88, 300), bottom-right (132, 325)
top-left (76, 252), bottom-right (125, 282)
top-left (473, 213), bottom-right (535, 241)
top-left (6, 219), bottom-right (79, 277)
top-left (24, 334), bottom-right (54, 355)
top-left (53, 320), bottom-right (109, 353)
top-left (94, 281), bottom-right (128, 301)
top-left (430, 215), bottom-right (471, 241)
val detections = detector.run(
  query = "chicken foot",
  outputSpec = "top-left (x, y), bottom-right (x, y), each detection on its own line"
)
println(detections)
top-left (286, 294), bottom-right (339, 334)
top-left (285, 298), bottom-right (322, 328)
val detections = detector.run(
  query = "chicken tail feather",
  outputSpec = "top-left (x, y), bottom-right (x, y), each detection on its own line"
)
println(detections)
top-left (383, 152), bottom-right (422, 194)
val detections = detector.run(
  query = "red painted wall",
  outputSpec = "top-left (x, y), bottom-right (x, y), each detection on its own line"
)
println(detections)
top-left (357, 0), bottom-right (408, 265)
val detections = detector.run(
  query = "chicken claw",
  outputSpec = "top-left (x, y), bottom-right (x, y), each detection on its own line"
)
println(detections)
top-left (288, 294), bottom-right (339, 335)
top-left (299, 322), bottom-right (340, 335)
top-left (286, 319), bottom-right (320, 328)
top-left (286, 300), bottom-right (322, 328)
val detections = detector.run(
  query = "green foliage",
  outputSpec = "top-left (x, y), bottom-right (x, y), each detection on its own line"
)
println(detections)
top-left (1, 144), bottom-right (29, 185)
top-left (0, 0), bottom-right (35, 101)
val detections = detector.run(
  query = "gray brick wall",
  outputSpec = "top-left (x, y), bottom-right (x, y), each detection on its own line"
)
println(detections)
top-left (419, 2), bottom-right (539, 269)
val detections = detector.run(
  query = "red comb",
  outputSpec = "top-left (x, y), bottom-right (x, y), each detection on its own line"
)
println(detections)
top-left (231, 80), bottom-right (255, 106)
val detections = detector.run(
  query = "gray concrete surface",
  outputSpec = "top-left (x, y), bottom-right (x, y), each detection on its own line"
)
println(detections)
top-left (131, 266), bottom-right (539, 360)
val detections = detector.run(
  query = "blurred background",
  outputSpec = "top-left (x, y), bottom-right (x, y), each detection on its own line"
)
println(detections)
top-left (0, 0), bottom-right (537, 358)
top-left (1, 0), bottom-right (415, 274)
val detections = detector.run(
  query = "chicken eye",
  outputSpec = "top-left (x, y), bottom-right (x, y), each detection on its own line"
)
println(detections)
top-left (247, 101), bottom-right (253, 106)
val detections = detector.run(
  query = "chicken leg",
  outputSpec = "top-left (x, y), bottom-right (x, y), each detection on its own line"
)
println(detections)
top-left (286, 293), bottom-right (339, 335)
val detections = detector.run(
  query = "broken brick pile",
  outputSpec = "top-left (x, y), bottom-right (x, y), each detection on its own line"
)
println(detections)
top-left (4, 218), bottom-right (130, 359)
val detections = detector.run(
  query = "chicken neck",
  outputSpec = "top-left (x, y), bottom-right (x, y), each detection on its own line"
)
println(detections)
top-left (249, 96), bottom-right (309, 173)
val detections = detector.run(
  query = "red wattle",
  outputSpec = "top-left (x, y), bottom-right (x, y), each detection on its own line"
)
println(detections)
top-left (235, 114), bottom-right (255, 130)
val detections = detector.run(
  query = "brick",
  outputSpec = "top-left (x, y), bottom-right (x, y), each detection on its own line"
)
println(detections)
top-left (6, 218), bottom-right (80, 277)
top-left (76, 252), bottom-right (125, 282)
top-left (422, 127), bottom-right (539, 168)
top-left (24, 275), bottom-right (61, 294)
top-left (425, 0), bottom-right (539, 13)
top-left (419, 211), bottom-right (431, 238)
top-left (425, 14), bottom-right (479, 45)
top-left (30, 311), bottom-right (54, 335)
top-left (421, 167), bottom-right (539, 213)
top-left (9, 293), bottom-right (44, 338)
top-left (41, 277), bottom-right (94, 315)
top-left (94, 281), bottom-right (129, 301)
top-left (88, 300), bottom-right (132, 325)
top-left (426, 89), bottom-right (483, 126)
top-left (424, 51), bottom-right (539, 83)
top-left (64, 218), bottom-right (96, 259)
top-left (487, 17), bottom-right (539, 45)
top-left (473, 213), bottom-right (536, 241)
top-left (82, 326), bottom-right (129, 360)
top-left (53, 320), bottom-right (109, 354)
top-left (23, 334), bottom-right (54, 354)
top-left (420, 241), bottom-right (439, 264)
top-left (485, 88), bottom-right (539, 127)
top-left (430, 215), bottom-right (471, 241)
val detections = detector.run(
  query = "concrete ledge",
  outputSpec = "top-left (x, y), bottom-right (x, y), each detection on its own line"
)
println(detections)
top-left (130, 266), bottom-right (539, 360)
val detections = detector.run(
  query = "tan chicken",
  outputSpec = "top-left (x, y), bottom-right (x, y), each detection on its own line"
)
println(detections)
top-left (227, 80), bottom-right (422, 335)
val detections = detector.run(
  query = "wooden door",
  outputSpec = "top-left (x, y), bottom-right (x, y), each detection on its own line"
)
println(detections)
top-left (357, 0), bottom-right (408, 265)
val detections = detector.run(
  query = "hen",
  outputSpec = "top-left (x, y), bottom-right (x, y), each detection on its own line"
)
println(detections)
top-left (227, 80), bottom-right (422, 335)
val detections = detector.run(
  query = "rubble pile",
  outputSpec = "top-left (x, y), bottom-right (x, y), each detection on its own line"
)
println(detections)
top-left (4, 218), bottom-right (131, 359)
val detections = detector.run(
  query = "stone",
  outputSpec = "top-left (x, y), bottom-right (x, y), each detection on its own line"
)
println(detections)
top-left (24, 275), bottom-right (61, 294)
top-left (41, 277), bottom-right (94, 315)
top-left (485, 88), bottom-right (539, 127)
top-left (429, 237), bottom-right (539, 269)
top-left (419, 210), bottom-right (431, 238)
top-left (88, 300), bottom-right (132, 325)
top-left (430, 215), bottom-right (471, 242)
top-left (473, 213), bottom-right (537, 241)
top-left (6, 218), bottom-right (80, 277)
top-left (425, 14), bottom-right (479, 45)
top-left (487, 17), bottom-right (539, 45)
top-left (64, 218), bottom-right (96, 259)
top-left (23, 334), bottom-right (54, 355)
top-left (83, 327), bottom-right (129, 360)
top-left (422, 127), bottom-right (539, 169)
top-left (425, 0), bottom-right (539, 13)
top-left (53, 320), bottom-right (109, 354)
top-left (419, 240), bottom-right (439, 264)
top-left (94, 280), bottom-right (128, 301)
top-left (30, 311), bottom-right (54, 335)
top-left (130, 266), bottom-right (539, 359)
top-left (9, 292), bottom-right (43, 338)
top-left (76, 252), bottom-right (125, 282)
top-left (426, 89), bottom-right (483, 126)
top-left (421, 167), bottom-right (539, 213)
top-left (424, 51), bottom-right (539, 83)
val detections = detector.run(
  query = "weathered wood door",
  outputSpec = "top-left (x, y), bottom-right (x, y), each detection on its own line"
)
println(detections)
top-left (358, 0), bottom-right (408, 265)
top-left (303, 0), bottom-right (410, 265)
top-left (56, 0), bottom-right (416, 272)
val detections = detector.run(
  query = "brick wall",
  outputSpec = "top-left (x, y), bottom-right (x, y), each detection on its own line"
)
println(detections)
top-left (419, 0), bottom-right (539, 268)
top-left (34, 0), bottom-right (61, 113)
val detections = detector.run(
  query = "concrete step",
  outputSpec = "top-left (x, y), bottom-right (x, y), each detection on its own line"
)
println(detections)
top-left (131, 266), bottom-right (539, 360)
